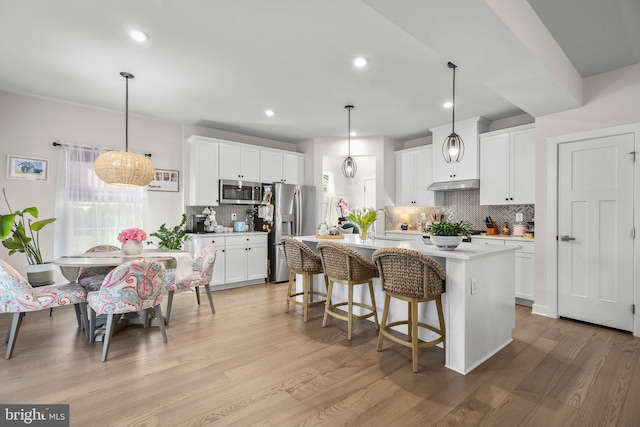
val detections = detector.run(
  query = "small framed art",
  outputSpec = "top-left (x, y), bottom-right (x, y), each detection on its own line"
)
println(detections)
top-left (148, 169), bottom-right (179, 192)
top-left (6, 155), bottom-right (49, 181)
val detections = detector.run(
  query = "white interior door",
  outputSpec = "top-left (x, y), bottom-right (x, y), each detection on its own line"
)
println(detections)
top-left (557, 134), bottom-right (635, 331)
top-left (363, 177), bottom-right (376, 208)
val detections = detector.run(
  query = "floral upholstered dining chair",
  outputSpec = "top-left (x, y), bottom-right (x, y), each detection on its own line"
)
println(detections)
top-left (164, 245), bottom-right (216, 325)
top-left (0, 259), bottom-right (87, 359)
top-left (87, 258), bottom-right (168, 362)
top-left (77, 245), bottom-right (120, 291)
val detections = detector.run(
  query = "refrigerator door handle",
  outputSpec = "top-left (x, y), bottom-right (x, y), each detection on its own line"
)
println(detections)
top-left (294, 187), bottom-right (301, 236)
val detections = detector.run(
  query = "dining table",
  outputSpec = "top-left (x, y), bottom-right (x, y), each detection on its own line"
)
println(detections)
top-left (53, 249), bottom-right (194, 340)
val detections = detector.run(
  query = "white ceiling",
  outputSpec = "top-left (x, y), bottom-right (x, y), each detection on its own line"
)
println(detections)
top-left (0, 0), bottom-right (638, 144)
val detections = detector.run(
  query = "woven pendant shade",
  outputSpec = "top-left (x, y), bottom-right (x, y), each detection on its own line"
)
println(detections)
top-left (94, 71), bottom-right (154, 186)
top-left (94, 151), bottom-right (155, 186)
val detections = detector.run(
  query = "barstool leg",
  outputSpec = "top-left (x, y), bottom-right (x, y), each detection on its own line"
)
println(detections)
top-left (303, 272), bottom-right (310, 323)
top-left (285, 271), bottom-right (295, 313)
top-left (411, 298), bottom-right (419, 373)
top-left (323, 280), bottom-right (334, 328)
top-left (347, 283), bottom-right (354, 341)
top-left (368, 280), bottom-right (379, 329)
top-left (407, 301), bottom-right (412, 342)
top-left (377, 294), bottom-right (391, 351)
top-left (436, 295), bottom-right (446, 353)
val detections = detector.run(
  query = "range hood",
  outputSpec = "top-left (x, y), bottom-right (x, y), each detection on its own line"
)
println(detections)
top-left (427, 179), bottom-right (480, 191)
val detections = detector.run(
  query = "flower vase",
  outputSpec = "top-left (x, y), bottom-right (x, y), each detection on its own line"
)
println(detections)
top-left (358, 225), bottom-right (370, 242)
top-left (122, 239), bottom-right (143, 255)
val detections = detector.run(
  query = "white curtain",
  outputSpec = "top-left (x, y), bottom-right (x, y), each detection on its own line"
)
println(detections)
top-left (54, 145), bottom-right (148, 257)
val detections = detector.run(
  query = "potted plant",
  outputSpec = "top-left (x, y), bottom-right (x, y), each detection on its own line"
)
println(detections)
top-left (423, 220), bottom-right (473, 251)
top-left (0, 189), bottom-right (56, 285)
top-left (147, 214), bottom-right (190, 250)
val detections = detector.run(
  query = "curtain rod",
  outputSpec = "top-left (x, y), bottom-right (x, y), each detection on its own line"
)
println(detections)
top-left (51, 141), bottom-right (152, 158)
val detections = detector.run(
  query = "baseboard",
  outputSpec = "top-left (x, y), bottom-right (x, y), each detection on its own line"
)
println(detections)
top-left (531, 304), bottom-right (548, 317)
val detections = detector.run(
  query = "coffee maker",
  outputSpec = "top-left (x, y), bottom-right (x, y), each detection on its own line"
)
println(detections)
top-left (192, 215), bottom-right (207, 233)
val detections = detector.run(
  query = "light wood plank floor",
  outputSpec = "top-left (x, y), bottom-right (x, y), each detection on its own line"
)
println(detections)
top-left (2, 283), bottom-right (640, 426)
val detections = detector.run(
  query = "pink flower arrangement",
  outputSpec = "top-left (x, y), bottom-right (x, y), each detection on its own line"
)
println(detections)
top-left (117, 228), bottom-right (147, 243)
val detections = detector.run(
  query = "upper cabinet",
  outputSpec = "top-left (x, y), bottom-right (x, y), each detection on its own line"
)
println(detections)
top-left (186, 136), bottom-right (220, 206)
top-left (479, 124), bottom-right (535, 205)
top-left (259, 150), bottom-right (303, 184)
top-left (219, 143), bottom-right (260, 182)
top-left (395, 146), bottom-right (435, 205)
top-left (430, 117), bottom-right (489, 182)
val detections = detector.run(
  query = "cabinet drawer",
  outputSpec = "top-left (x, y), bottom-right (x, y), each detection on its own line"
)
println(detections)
top-left (192, 236), bottom-right (225, 248)
top-left (226, 233), bottom-right (267, 246)
top-left (472, 237), bottom-right (504, 246)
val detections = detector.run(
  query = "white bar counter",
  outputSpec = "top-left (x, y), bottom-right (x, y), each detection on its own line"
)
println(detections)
top-left (297, 234), bottom-right (518, 375)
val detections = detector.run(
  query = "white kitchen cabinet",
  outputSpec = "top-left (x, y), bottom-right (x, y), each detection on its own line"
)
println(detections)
top-left (259, 150), bottom-right (304, 184)
top-left (395, 146), bottom-right (434, 206)
top-left (472, 236), bottom-right (534, 302)
top-left (219, 143), bottom-right (260, 182)
top-left (187, 136), bottom-right (220, 206)
top-left (186, 234), bottom-right (226, 286)
top-left (430, 117), bottom-right (489, 183)
top-left (479, 124), bottom-right (535, 205)
top-left (225, 234), bottom-right (268, 283)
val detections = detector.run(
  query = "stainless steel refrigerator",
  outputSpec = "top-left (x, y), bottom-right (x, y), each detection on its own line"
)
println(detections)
top-left (269, 183), bottom-right (316, 283)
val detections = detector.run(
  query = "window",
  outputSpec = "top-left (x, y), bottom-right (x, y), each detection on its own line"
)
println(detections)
top-left (54, 146), bottom-right (147, 257)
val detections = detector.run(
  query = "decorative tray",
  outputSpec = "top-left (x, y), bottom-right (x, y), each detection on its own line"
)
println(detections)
top-left (314, 234), bottom-right (345, 239)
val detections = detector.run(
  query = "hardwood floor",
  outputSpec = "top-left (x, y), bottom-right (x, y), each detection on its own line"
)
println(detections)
top-left (2, 283), bottom-right (640, 426)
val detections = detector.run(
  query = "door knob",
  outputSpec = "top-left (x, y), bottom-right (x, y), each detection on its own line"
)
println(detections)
top-left (560, 235), bottom-right (576, 241)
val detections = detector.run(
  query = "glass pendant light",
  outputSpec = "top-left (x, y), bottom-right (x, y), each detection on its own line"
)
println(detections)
top-left (442, 62), bottom-right (464, 163)
top-left (94, 72), bottom-right (155, 186)
top-left (342, 105), bottom-right (357, 178)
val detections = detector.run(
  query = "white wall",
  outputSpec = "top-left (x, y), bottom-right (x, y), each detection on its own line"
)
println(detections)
top-left (0, 90), bottom-right (183, 275)
top-left (533, 62), bottom-right (640, 313)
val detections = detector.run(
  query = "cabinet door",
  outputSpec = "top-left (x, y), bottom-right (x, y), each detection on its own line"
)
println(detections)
top-left (513, 252), bottom-right (534, 300)
top-left (219, 144), bottom-right (242, 180)
top-left (211, 247), bottom-right (226, 286)
top-left (260, 150), bottom-right (283, 183)
top-left (480, 133), bottom-right (510, 205)
top-left (511, 128), bottom-right (535, 204)
top-left (240, 147), bottom-right (261, 182)
top-left (282, 153), bottom-right (301, 184)
top-left (396, 151), bottom-right (416, 205)
top-left (414, 147), bottom-right (434, 205)
top-left (246, 243), bottom-right (267, 280)
top-left (225, 245), bottom-right (248, 283)
top-left (189, 140), bottom-right (219, 206)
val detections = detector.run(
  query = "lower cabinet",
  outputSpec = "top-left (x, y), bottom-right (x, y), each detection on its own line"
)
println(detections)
top-left (186, 233), bottom-right (267, 287)
top-left (472, 237), bottom-right (534, 303)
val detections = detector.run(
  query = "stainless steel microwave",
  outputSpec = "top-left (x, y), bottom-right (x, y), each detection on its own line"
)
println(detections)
top-left (219, 179), bottom-right (262, 204)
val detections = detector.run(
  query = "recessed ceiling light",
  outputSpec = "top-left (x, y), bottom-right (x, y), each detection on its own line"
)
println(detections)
top-left (443, 101), bottom-right (453, 109)
top-left (353, 57), bottom-right (367, 67)
top-left (350, 131), bottom-right (357, 137)
top-left (129, 30), bottom-right (149, 42)
top-left (265, 110), bottom-right (275, 117)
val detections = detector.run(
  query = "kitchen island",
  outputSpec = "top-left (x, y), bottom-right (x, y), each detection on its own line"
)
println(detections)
top-left (297, 234), bottom-right (518, 375)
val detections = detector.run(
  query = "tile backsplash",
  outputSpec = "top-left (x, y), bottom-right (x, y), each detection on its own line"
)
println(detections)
top-left (186, 204), bottom-right (256, 230)
top-left (386, 189), bottom-right (534, 232)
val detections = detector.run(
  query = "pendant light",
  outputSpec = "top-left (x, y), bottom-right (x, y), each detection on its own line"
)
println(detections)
top-left (342, 105), bottom-right (357, 178)
top-left (94, 72), bottom-right (155, 186)
top-left (442, 62), bottom-right (464, 163)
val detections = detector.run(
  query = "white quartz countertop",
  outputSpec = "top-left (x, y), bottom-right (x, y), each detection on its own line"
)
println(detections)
top-left (298, 234), bottom-right (518, 260)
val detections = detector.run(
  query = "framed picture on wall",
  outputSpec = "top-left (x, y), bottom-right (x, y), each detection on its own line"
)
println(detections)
top-left (148, 169), bottom-right (179, 192)
top-left (6, 155), bottom-right (49, 181)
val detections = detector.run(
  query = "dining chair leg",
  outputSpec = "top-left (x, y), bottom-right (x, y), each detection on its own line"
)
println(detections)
top-left (5, 312), bottom-right (24, 360)
top-left (89, 308), bottom-right (97, 343)
top-left (155, 305), bottom-right (169, 343)
top-left (74, 304), bottom-right (82, 328)
top-left (101, 314), bottom-right (116, 362)
top-left (204, 284), bottom-right (216, 314)
top-left (347, 284), bottom-right (354, 341)
top-left (165, 290), bottom-right (175, 326)
top-left (377, 294), bottom-right (391, 351)
top-left (195, 285), bottom-right (201, 305)
top-left (78, 302), bottom-right (89, 338)
top-left (285, 271), bottom-right (295, 313)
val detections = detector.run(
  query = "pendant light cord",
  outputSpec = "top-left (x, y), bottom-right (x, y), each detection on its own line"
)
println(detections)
top-left (125, 75), bottom-right (129, 153)
top-left (449, 62), bottom-right (456, 134)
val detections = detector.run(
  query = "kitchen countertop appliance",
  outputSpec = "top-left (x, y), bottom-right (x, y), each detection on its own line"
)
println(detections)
top-left (256, 182), bottom-right (316, 282)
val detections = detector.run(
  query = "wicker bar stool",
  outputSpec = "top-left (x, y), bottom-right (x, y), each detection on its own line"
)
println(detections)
top-left (317, 241), bottom-right (379, 340)
top-left (372, 247), bottom-right (446, 373)
top-left (281, 236), bottom-right (327, 322)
